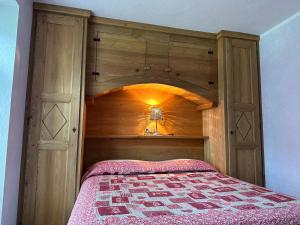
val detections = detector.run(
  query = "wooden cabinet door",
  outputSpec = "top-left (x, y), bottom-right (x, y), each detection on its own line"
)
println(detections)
top-left (22, 12), bottom-right (84, 225)
top-left (169, 35), bottom-right (218, 91)
top-left (225, 38), bottom-right (263, 185)
top-left (86, 25), bottom-right (146, 83)
top-left (145, 40), bottom-right (169, 77)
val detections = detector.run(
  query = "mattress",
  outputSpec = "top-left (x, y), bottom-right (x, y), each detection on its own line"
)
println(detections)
top-left (68, 159), bottom-right (300, 225)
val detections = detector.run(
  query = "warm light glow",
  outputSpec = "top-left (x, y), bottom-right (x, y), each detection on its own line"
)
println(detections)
top-left (94, 83), bottom-right (213, 107)
top-left (146, 99), bottom-right (159, 106)
top-left (129, 88), bottom-right (173, 106)
top-left (146, 121), bottom-right (168, 135)
top-left (88, 83), bottom-right (207, 137)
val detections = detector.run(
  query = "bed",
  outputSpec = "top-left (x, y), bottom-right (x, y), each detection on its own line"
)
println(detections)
top-left (68, 159), bottom-right (300, 225)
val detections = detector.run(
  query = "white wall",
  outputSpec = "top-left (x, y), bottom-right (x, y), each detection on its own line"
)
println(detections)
top-left (260, 12), bottom-right (300, 198)
top-left (1, 0), bottom-right (33, 224)
top-left (0, 1), bottom-right (19, 222)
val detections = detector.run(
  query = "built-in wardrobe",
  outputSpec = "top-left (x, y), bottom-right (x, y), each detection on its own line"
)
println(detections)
top-left (20, 3), bottom-right (264, 225)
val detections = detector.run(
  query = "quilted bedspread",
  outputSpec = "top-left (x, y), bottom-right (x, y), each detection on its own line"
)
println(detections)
top-left (68, 160), bottom-right (300, 225)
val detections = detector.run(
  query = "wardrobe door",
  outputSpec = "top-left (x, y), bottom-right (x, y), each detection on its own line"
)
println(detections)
top-left (225, 38), bottom-right (263, 185)
top-left (22, 12), bottom-right (84, 225)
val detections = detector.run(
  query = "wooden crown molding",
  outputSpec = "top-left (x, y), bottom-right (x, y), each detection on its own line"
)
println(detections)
top-left (33, 3), bottom-right (92, 18)
top-left (90, 16), bottom-right (217, 40)
top-left (217, 30), bottom-right (260, 41)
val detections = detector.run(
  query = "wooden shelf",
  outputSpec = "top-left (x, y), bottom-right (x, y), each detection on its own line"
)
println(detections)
top-left (85, 135), bottom-right (209, 140)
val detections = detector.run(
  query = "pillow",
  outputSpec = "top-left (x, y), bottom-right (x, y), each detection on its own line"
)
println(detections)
top-left (82, 159), bottom-right (216, 183)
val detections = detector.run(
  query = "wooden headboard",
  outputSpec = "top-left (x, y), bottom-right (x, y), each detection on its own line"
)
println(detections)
top-left (83, 136), bottom-right (208, 173)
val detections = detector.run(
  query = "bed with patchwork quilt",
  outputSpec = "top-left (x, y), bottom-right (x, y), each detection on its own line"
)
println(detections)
top-left (68, 159), bottom-right (300, 225)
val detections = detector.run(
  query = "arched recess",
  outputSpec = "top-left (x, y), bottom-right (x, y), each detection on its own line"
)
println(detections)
top-left (85, 74), bottom-right (218, 107)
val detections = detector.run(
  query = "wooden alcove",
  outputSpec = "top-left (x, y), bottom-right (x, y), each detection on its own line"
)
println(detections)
top-left (83, 83), bottom-right (214, 172)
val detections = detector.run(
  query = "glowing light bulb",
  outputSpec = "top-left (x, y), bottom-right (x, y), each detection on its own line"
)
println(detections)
top-left (146, 99), bottom-right (159, 106)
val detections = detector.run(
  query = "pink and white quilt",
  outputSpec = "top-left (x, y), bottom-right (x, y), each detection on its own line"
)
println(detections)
top-left (68, 159), bottom-right (300, 225)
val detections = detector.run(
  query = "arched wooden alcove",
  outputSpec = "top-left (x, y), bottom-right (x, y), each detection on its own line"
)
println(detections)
top-left (84, 82), bottom-right (213, 172)
top-left (85, 75), bottom-right (218, 107)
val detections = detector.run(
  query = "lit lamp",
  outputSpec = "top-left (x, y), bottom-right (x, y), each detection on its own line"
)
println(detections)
top-left (150, 107), bottom-right (163, 136)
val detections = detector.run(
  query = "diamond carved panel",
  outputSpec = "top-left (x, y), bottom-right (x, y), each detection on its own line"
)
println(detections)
top-left (236, 112), bottom-right (252, 140)
top-left (42, 104), bottom-right (67, 139)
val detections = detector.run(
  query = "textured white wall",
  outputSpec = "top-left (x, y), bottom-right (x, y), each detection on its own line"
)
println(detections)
top-left (1, 0), bottom-right (33, 224)
top-left (260, 12), bottom-right (300, 198)
top-left (0, 1), bottom-right (18, 223)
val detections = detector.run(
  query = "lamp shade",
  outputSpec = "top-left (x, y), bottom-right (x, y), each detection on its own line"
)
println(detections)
top-left (150, 107), bottom-right (162, 120)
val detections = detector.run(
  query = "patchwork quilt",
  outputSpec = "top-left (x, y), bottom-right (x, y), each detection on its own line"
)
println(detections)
top-left (68, 159), bottom-right (300, 225)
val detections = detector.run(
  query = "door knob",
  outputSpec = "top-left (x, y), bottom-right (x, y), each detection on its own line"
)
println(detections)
top-left (72, 127), bottom-right (77, 133)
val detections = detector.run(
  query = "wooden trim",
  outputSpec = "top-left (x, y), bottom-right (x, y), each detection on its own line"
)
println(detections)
top-left (255, 41), bottom-right (266, 186)
top-left (37, 141), bottom-right (68, 151)
top-left (196, 103), bottom-right (214, 111)
top-left (76, 17), bottom-right (88, 195)
top-left (86, 74), bottom-right (218, 106)
top-left (217, 30), bottom-right (260, 41)
top-left (85, 135), bottom-right (209, 140)
top-left (33, 3), bottom-right (91, 18)
top-left (90, 16), bottom-right (217, 40)
top-left (41, 93), bottom-right (72, 103)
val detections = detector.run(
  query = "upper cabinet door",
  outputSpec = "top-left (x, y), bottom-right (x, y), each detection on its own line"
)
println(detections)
top-left (169, 35), bottom-right (218, 92)
top-left (22, 12), bottom-right (85, 225)
top-left (144, 39), bottom-right (169, 77)
top-left (225, 38), bottom-right (263, 185)
top-left (86, 24), bottom-right (146, 84)
top-left (169, 35), bottom-right (218, 99)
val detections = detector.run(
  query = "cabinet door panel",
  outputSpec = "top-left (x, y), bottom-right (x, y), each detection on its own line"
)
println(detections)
top-left (86, 30), bottom-right (146, 82)
top-left (226, 38), bottom-right (263, 185)
top-left (22, 12), bottom-right (84, 225)
top-left (145, 41), bottom-right (169, 77)
top-left (169, 40), bottom-right (218, 90)
top-left (236, 148), bottom-right (257, 184)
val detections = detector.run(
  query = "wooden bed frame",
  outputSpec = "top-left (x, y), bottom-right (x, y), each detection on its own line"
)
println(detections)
top-left (83, 135), bottom-right (208, 173)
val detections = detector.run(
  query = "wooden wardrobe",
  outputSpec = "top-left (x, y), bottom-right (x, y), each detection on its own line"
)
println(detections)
top-left (214, 32), bottom-right (263, 185)
top-left (20, 4), bottom-right (90, 225)
top-left (20, 3), bottom-right (263, 225)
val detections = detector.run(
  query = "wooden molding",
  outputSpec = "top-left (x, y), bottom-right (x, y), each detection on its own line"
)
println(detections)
top-left (86, 74), bottom-right (218, 106)
top-left (37, 141), bottom-right (68, 151)
top-left (41, 93), bottom-right (72, 103)
top-left (90, 16), bottom-right (217, 40)
top-left (217, 30), bottom-right (259, 41)
top-left (196, 103), bottom-right (214, 111)
top-left (33, 3), bottom-right (92, 17)
top-left (85, 135), bottom-right (209, 140)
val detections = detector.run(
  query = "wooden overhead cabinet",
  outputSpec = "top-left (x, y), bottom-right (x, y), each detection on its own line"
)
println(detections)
top-left (21, 4), bottom-right (90, 225)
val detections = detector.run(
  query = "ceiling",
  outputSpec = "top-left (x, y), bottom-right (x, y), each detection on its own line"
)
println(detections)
top-left (34, 0), bottom-right (300, 35)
